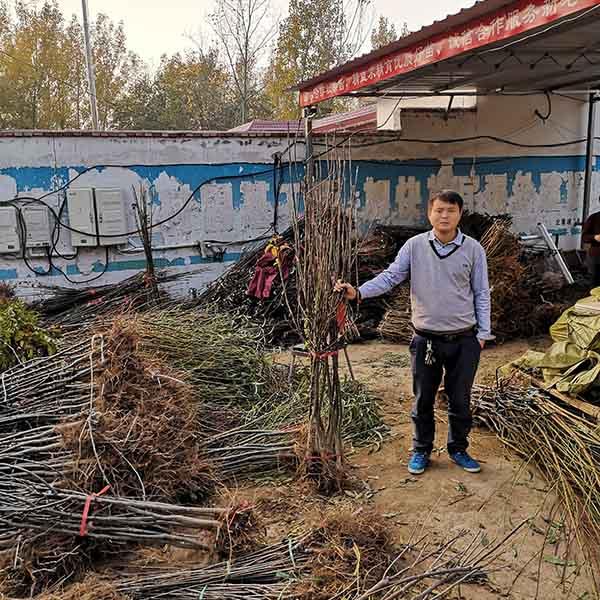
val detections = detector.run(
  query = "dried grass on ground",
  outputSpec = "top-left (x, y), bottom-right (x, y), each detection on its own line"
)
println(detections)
top-left (61, 317), bottom-right (213, 502)
top-left (299, 509), bottom-right (397, 599)
top-left (34, 575), bottom-right (128, 600)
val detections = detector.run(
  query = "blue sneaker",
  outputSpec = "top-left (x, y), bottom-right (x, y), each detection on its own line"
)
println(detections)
top-left (408, 451), bottom-right (430, 475)
top-left (450, 451), bottom-right (481, 473)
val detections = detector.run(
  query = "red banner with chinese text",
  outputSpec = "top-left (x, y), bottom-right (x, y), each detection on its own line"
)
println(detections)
top-left (299, 0), bottom-right (599, 107)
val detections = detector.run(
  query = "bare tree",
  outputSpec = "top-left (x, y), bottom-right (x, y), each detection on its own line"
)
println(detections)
top-left (209, 0), bottom-right (277, 124)
top-left (341, 0), bottom-right (374, 60)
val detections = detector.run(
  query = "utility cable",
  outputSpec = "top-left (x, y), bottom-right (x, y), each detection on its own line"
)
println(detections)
top-left (12, 202), bottom-right (109, 282)
top-left (534, 92), bottom-right (552, 123)
top-left (14, 207), bottom-right (52, 277)
top-left (2, 126), bottom-right (599, 285)
top-left (3, 127), bottom-right (599, 239)
top-left (1, 167), bottom-right (274, 239)
top-left (479, 4), bottom-right (600, 57)
top-left (46, 246), bottom-right (110, 284)
top-left (331, 133), bottom-right (597, 150)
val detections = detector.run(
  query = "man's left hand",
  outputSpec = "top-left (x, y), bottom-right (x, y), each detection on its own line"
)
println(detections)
top-left (479, 339), bottom-right (486, 350)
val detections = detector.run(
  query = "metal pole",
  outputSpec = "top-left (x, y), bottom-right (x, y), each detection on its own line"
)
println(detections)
top-left (537, 224), bottom-right (575, 285)
top-left (303, 106), bottom-right (315, 187)
top-left (582, 93), bottom-right (598, 225)
top-left (82, 0), bottom-right (100, 130)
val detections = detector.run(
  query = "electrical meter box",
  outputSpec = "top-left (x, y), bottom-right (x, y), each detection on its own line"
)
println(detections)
top-left (0, 206), bottom-right (21, 253)
top-left (67, 188), bottom-right (96, 247)
top-left (22, 206), bottom-right (51, 248)
top-left (95, 188), bottom-right (127, 246)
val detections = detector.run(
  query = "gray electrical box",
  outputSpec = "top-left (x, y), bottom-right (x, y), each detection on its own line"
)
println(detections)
top-left (0, 206), bottom-right (21, 253)
top-left (96, 188), bottom-right (127, 246)
top-left (66, 188), bottom-right (126, 247)
top-left (22, 206), bottom-right (51, 248)
top-left (67, 188), bottom-right (96, 247)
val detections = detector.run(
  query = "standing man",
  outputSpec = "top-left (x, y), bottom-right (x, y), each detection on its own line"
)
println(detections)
top-left (582, 203), bottom-right (600, 288)
top-left (336, 190), bottom-right (492, 476)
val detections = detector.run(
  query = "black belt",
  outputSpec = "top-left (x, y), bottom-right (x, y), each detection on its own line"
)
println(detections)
top-left (413, 327), bottom-right (476, 342)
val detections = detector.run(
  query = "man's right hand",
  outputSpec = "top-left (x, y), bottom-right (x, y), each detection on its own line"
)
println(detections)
top-left (334, 280), bottom-right (358, 301)
top-left (594, 234), bottom-right (600, 243)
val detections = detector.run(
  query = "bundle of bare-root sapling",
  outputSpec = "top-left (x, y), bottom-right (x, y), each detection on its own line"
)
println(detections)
top-left (290, 150), bottom-right (359, 493)
top-left (132, 183), bottom-right (159, 301)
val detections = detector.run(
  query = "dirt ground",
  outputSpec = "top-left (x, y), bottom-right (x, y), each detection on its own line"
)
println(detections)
top-left (241, 339), bottom-right (596, 600)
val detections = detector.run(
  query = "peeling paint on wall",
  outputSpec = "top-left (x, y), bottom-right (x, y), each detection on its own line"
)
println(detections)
top-left (0, 133), bottom-right (598, 297)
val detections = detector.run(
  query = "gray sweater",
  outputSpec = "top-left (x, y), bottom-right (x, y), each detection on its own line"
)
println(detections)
top-left (359, 230), bottom-right (492, 340)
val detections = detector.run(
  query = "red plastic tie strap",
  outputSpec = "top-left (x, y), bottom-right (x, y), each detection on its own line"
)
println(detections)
top-left (79, 485), bottom-right (111, 537)
top-left (336, 302), bottom-right (348, 333)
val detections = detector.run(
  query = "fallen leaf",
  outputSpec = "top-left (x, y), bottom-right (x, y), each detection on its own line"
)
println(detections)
top-left (544, 556), bottom-right (576, 567)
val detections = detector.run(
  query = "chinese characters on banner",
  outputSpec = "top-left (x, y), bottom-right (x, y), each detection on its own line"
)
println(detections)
top-left (299, 0), bottom-right (592, 106)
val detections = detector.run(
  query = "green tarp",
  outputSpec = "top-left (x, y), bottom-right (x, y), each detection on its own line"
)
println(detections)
top-left (504, 288), bottom-right (600, 395)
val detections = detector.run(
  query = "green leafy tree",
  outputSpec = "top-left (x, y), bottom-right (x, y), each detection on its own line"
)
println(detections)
top-left (371, 15), bottom-right (399, 50)
top-left (91, 13), bottom-right (143, 129)
top-left (264, 0), bottom-right (371, 120)
top-left (0, 1), bottom-right (244, 130)
top-left (113, 49), bottom-right (237, 130)
top-left (0, 0), bottom-right (142, 129)
top-left (0, 1), bottom-right (75, 128)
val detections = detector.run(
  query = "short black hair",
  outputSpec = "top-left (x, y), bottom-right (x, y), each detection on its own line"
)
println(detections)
top-left (429, 190), bottom-right (464, 211)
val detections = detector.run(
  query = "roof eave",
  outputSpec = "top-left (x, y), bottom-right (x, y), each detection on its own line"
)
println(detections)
top-left (293, 0), bottom-right (515, 91)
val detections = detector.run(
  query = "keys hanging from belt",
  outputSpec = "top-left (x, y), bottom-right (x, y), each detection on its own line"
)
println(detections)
top-left (425, 339), bottom-right (436, 366)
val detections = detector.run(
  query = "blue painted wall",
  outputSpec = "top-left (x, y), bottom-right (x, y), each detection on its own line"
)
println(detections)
top-left (0, 133), bottom-right (597, 295)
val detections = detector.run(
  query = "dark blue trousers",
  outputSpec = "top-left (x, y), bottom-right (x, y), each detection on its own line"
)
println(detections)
top-left (409, 332), bottom-right (481, 455)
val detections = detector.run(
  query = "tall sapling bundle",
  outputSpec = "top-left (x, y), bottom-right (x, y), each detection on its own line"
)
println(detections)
top-left (132, 183), bottom-right (159, 301)
top-left (291, 150), bottom-right (358, 491)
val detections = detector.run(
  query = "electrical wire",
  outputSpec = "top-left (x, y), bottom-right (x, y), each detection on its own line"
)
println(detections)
top-left (328, 133), bottom-right (598, 150)
top-left (3, 123), bottom-right (599, 285)
top-left (14, 207), bottom-right (52, 277)
top-left (4, 126), bottom-right (599, 241)
top-left (50, 193), bottom-right (78, 260)
top-left (552, 91), bottom-right (589, 104)
top-left (307, 110), bottom-right (600, 161)
top-left (2, 166), bottom-right (275, 238)
top-left (203, 233), bottom-right (274, 246)
top-left (342, 155), bottom-right (544, 169)
top-left (46, 246), bottom-right (110, 284)
top-left (479, 4), bottom-right (600, 57)
top-left (12, 202), bottom-right (110, 282)
top-left (534, 92), bottom-right (552, 123)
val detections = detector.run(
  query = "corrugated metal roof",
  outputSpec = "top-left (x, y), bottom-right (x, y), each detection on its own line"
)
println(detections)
top-left (314, 104), bottom-right (376, 131)
top-left (295, 0), bottom-right (514, 91)
top-left (228, 120), bottom-right (304, 133)
top-left (229, 105), bottom-right (377, 134)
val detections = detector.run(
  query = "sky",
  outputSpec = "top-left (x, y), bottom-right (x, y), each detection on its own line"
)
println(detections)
top-left (55, 0), bottom-right (475, 68)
